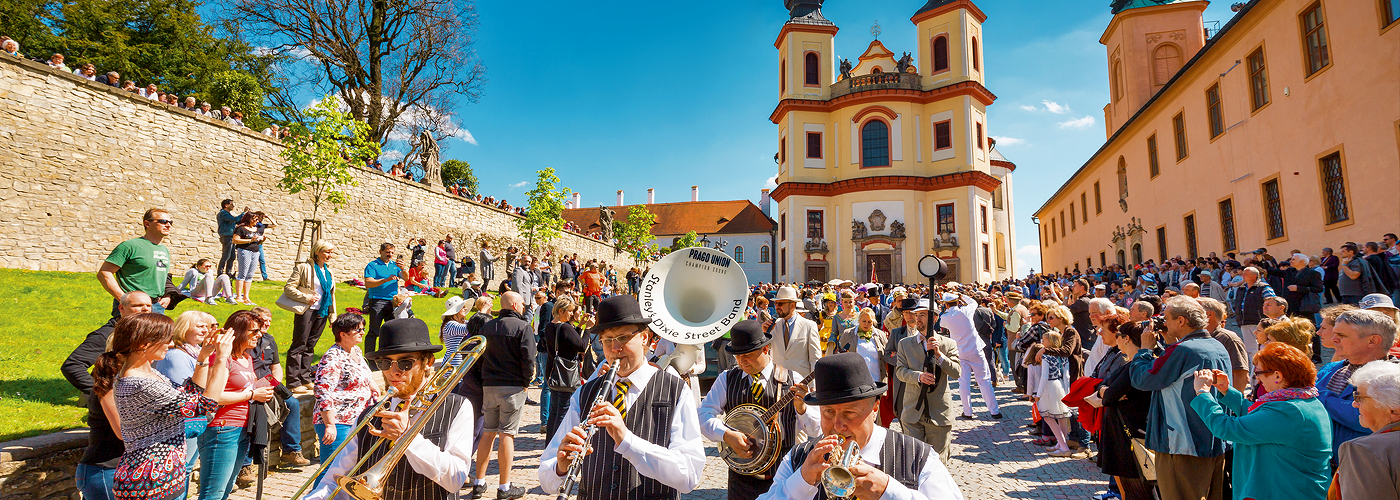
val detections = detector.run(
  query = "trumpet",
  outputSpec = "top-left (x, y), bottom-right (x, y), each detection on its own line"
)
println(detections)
top-left (555, 357), bottom-right (620, 500)
top-left (297, 335), bottom-right (487, 500)
top-left (823, 437), bottom-right (863, 499)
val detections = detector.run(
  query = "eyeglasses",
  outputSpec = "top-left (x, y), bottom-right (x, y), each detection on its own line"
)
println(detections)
top-left (1253, 369), bottom-right (1276, 378)
top-left (1354, 394), bottom-right (1373, 403)
top-left (147, 219), bottom-right (173, 225)
top-left (600, 329), bottom-right (645, 348)
top-left (374, 358), bottom-right (420, 372)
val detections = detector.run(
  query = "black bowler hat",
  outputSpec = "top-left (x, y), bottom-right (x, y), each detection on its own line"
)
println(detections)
top-left (725, 320), bottom-right (771, 355)
top-left (589, 295), bottom-right (653, 334)
top-left (367, 318), bottom-right (443, 358)
top-left (895, 298), bottom-right (919, 311)
top-left (804, 352), bottom-right (887, 406)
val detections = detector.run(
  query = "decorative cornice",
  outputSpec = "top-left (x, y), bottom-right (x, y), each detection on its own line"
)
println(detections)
top-left (851, 105), bottom-right (898, 123)
top-left (911, 0), bottom-right (988, 25)
top-left (774, 23), bottom-right (840, 49)
top-left (770, 171), bottom-right (1002, 203)
top-left (770, 80), bottom-right (996, 123)
top-left (990, 158), bottom-right (1017, 172)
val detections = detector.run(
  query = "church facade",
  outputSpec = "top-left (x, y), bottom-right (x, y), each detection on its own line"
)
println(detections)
top-left (770, 0), bottom-right (1019, 285)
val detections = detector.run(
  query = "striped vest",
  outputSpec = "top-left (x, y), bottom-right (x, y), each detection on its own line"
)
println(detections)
top-left (788, 429), bottom-right (931, 499)
top-left (350, 393), bottom-right (466, 500)
top-left (722, 366), bottom-right (801, 474)
top-left (576, 371), bottom-right (685, 500)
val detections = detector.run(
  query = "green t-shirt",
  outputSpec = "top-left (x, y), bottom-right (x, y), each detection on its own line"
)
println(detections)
top-left (105, 237), bottom-right (171, 297)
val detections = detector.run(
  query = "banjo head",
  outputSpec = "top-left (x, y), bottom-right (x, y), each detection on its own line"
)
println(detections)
top-left (721, 404), bottom-right (783, 475)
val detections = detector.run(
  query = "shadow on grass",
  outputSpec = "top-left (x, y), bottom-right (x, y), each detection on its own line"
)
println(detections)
top-left (0, 376), bottom-right (81, 407)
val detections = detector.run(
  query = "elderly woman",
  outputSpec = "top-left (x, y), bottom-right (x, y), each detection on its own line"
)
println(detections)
top-left (283, 240), bottom-right (336, 394)
top-left (152, 310), bottom-right (219, 474)
top-left (1190, 342), bottom-right (1333, 500)
top-left (836, 307), bottom-right (888, 382)
top-left (1096, 320), bottom-right (1157, 500)
top-left (311, 312), bottom-right (377, 482)
top-left (1040, 305), bottom-right (1085, 381)
top-left (1333, 360), bottom-right (1400, 500)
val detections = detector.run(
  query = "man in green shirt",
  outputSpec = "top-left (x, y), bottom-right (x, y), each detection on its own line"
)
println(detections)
top-left (98, 208), bottom-right (174, 313)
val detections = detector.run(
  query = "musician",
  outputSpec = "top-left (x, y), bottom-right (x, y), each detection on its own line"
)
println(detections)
top-left (756, 353), bottom-right (964, 500)
top-left (698, 320), bottom-right (821, 500)
top-left (539, 295), bottom-right (705, 499)
top-left (765, 286), bottom-right (822, 378)
top-left (305, 318), bottom-right (474, 500)
top-left (894, 299), bottom-right (961, 463)
top-left (939, 291), bottom-right (1002, 419)
top-left (879, 298), bottom-right (919, 426)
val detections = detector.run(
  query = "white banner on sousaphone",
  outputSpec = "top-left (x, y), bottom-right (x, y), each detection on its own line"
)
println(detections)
top-left (639, 246), bottom-right (749, 346)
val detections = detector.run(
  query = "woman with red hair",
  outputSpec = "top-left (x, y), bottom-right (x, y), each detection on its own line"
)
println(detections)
top-left (1190, 342), bottom-right (1333, 500)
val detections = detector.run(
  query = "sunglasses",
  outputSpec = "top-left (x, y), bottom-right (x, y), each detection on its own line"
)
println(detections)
top-left (1253, 369), bottom-right (1276, 378)
top-left (374, 358), bottom-right (420, 372)
top-left (148, 219), bottom-right (174, 225)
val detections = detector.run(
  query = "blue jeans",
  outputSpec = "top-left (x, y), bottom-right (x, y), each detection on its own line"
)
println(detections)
top-left (996, 345), bottom-right (1011, 376)
top-left (313, 423), bottom-right (354, 485)
top-left (258, 246), bottom-right (269, 281)
top-left (539, 388), bottom-right (551, 429)
top-left (282, 397), bottom-right (302, 452)
top-left (446, 260), bottom-right (458, 287)
top-left (76, 463), bottom-right (116, 500)
top-left (435, 263), bottom-right (449, 287)
top-left (198, 425), bottom-right (250, 500)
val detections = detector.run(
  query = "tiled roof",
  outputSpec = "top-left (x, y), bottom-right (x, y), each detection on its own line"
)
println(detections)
top-left (561, 200), bottom-right (776, 237)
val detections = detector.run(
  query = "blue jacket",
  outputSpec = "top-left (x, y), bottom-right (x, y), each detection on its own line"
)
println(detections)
top-left (217, 209), bottom-right (242, 237)
top-left (1316, 360), bottom-right (1377, 460)
top-left (1130, 330), bottom-right (1232, 457)
top-left (1191, 388), bottom-right (1332, 500)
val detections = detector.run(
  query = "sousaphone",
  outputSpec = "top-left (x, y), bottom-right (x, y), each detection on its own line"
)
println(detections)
top-left (640, 246), bottom-right (749, 374)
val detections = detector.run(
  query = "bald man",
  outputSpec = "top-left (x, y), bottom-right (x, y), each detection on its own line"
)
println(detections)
top-left (475, 291), bottom-right (537, 497)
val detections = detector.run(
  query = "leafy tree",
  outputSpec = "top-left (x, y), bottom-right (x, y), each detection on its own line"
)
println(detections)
top-left (515, 168), bottom-right (571, 253)
top-left (207, 70), bottom-right (266, 130)
top-left (441, 159), bottom-right (478, 195)
top-left (670, 231), bottom-right (701, 252)
top-left (277, 94), bottom-right (379, 223)
top-left (614, 204), bottom-right (657, 265)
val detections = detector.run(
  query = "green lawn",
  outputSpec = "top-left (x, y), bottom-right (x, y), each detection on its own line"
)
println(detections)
top-left (0, 268), bottom-right (468, 442)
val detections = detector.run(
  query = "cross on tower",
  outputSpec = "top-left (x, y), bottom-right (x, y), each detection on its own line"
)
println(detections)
top-left (870, 20), bottom-right (881, 40)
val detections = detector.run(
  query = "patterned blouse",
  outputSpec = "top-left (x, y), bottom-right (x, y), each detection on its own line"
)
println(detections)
top-left (314, 344), bottom-right (378, 426)
top-left (113, 375), bottom-right (218, 500)
top-left (441, 320), bottom-right (469, 362)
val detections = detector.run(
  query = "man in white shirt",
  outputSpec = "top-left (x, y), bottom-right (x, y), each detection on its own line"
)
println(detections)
top-left (939, 292), bottom-right (1001, 419)
top-left (699, 320), bottom-right (820, 500)
top-left (764, 286), bottom-right (822, 378)
top-left (540, 295), bottom-right (705, 500)
top-left (757, 352), bottom-right (964, 500)
top-left (304, 318), bottom-right (474, 500)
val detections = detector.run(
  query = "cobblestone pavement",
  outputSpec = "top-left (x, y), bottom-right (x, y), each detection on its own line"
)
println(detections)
top-left (229, 379), bottom-right (1106, 500)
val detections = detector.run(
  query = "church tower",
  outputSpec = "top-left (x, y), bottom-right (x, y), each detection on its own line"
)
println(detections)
top-left (911, 0), bottom-right (988, 90)
top-left (776, 0), bottom-right (837, 102)
top-left (1100, 0), bottom-right (1208, 136)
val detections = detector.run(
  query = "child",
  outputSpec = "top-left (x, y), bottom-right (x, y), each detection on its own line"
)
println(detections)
top-left (1035, 330), bottom-right (1076, 457)
top-left (392, 292), bottom-right (415, 319)
top-left (439, 297), bottom-right (470, 360)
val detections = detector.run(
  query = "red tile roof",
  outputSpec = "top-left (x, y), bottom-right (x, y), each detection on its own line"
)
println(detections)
top-left (561, 200), bottom-right (775, 237)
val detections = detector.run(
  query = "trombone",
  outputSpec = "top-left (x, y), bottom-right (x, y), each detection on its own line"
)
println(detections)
top-left (292, 335), bottom-right (488, 500)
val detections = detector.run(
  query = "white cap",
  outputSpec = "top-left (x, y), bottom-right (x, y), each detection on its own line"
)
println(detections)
top-left (913, 299), bottom-right (931, 312)
top-left (941, 292), bottom-right (960, 303)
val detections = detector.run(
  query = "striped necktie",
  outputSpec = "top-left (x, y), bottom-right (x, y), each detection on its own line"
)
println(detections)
top-left (613, 380), bottom-right (630, 418)
top-left (751, 375), bottom-right (764, 401)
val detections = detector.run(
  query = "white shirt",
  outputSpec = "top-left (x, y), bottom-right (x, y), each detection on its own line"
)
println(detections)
top-left (538, 363), bottom-right (706, 494)
top-left (755, 426), bottom-right (964, 500)
top-left (1083, 336), bottom-right (1113, 377)
top-left (939, 295), bottom-right (985, 358)
top-left (856, 337), bottom-right (882, 382)
top-left (304, 396), bottom-right (475, 500)
top-left (697, 363), bottom-right (820, 443)
top-left (307, 264), bottom-right (323, 310)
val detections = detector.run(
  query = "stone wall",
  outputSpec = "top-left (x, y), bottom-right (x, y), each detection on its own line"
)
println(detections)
top-left (0, 55), bottom-right (618, 281)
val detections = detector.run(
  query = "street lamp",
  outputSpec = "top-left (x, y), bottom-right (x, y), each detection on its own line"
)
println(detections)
top-left (918, 254), bottom-right (949, 290)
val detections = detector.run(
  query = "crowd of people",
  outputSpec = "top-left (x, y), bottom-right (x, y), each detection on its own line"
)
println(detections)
top-left (58, 196), bottom-right (1400, 500)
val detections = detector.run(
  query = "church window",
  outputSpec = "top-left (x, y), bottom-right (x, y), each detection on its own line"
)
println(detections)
top-left (760, 245), bottom-right (771, 263)
top-left (861, 120), bottom-right (890, 167)
top-left (971, 37), bottom-right (980, 72)
top-left (937, 204), bottom-right (955, 235)
top-left (932, 36), bottom-right (949, 72)
top-left (933, 120), bottom-right (952, 150)
top-left (1153, 44), bottom-right (1183, 88)
top-left (807, 210), bottom-right (823, 238)
top-left (871, 67), bottom-right (883, 73)
top-left (804, 52), bottom-right (820, 85)
top-left (806, 132), bottom-right (822, 158)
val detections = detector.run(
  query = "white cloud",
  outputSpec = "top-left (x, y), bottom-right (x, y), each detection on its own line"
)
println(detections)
top-left (509, 181), bottom-right (529, 189)
top-left (763, 175), bottom-right (778, 189)
top-left (1042, 100), bottom-right (1071, 114)
top-left (990, 136), bottom-right (1025, 146)
top-left (1015, 245), bottom-right (1041, 275)
top-left (1057, 115), bottom-right (1096, 129)
top-left (1018, 105), bottom-right (1038, 111)
top-left (379, 149), bottom-right (405, 162)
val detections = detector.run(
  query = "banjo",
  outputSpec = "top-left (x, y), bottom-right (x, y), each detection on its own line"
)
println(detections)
top-left (718, 369), bottom-right (818, 477)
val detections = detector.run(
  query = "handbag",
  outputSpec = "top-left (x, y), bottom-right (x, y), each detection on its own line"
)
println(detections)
top-left (1118, 408), bottom-right (1157, 481)
top-left (544, 324), bottom-right (582, 392)
top-left (275, 291), bottom-right (308, 315)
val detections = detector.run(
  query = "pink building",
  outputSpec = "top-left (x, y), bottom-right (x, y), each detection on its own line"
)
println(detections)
top-left (1033, 0), bottom-right (1399, 273)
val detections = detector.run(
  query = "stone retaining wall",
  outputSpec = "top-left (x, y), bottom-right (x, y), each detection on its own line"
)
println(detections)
top-left (0, 55), bottom-right (619, 281)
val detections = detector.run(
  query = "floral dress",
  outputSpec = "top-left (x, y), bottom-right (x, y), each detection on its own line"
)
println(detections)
top-left (314, 344), bottom-right (378, 426)
top-left (113, 375), bottom-right (218, 500)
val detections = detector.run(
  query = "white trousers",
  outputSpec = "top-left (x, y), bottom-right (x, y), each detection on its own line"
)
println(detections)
top-left (959, 359), bottom-right (1000, 416)
top-left (1240, 324), bottom-right (1259, 376)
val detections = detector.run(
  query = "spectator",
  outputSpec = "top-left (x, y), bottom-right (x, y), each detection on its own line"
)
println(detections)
top-left (1339, 243), bottom-right (1376, 305)
top-left (1319, 309), bottom-right (1399, 464)
top-left (579, 262), bottom-right (604, 314)
top-left (74, 63), bottom-right (97, 80)
top-left (66, 291), bottom-right (151, 500)
top-left (283, 240), bottom-right (337, 394)
top-left (261, 123), bottom-right (280, 137)
top-left (97, 208), bottom-right (175, 314)
top-left (229, 212), bottom-right (263, 305)
top-left (252, 211), bottom-right (275, 281)
top-left (121, 80), bottom-right (136, 92)
top-left (541, 296), bottom-right (589, 443)
top-left (47, 53), bottom-right (69, 72)
top-left (1068, 279), bottom-right (1096, 347)
top-left (1, 38), bottom-right (20, 57)
top-left (434, 239), bottom-right (450, 288)
top-left (408, 238), bottom-right (427, 268)
top-left (181, 96), bottom-right (196, 110)
top-left (152, 310), bottom-right (219, 483)
top-left (219, 105), bottom-right (232, 121)
top-left (1286, 253), bottom-right (1326, 360)
top-left (1034, 330), bottom-right (1077, 458)
top-left (197, 102), bottom-right (215, 117)
top-left (1334, 360), bottom-right (1400, 500)
top-left (361, 242), bottom-right (403, 356)
top-left (197, 310), bottom-right (273, 500)
top-left (479, 241), bottom-right (499, 292)
top-left (311, 312), bottom-right (377, 486)
top-left (1237, 266), bottom-right (1277, 373)
top-left (443, 234), bottom-right (458, 288)
top-left (228, 111), bottom-right (245, 127)
top-left (1198, 297), bottom-right (1250, 393)
top-left (1317, 304), bottom-right (1359, 363)
top-left (1128, 296), bottom-right (1232, 500)
top-left (1096, 320), bottom-right (1156, 500)
top-left (215, 200), bottom-right (243, 276)
top-left (177, 258), bottom-right (235, 305)
top-left (244, 307), bottom-right (310, 474)
top-left (1366, 242), bottom-right (1398, 298)
top-left (472, 291), bottom-right (535, 500)
top-left (140, 84), bottom-right (159, 100)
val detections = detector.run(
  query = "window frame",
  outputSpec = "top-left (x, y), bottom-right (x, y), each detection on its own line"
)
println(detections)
top-left (1051, 218), bottom-right (1057, 243)
top-left (780, 247), bottom-right (787, 276)
top-left (1156, 225), bottom-right (1169, 263)
top-left (1183, 212), bottom-right (1198, 260)
top-left (980, 205), bottom-right (989, 234)
top-left (859, 118), bottom-right (892, 168)
top-left (734, 246), bottom-right (745, 263)
top-left (975, 122), bottom-right (984, 151)
top-left (1247, 46), bottom-right (1271, 113)
top-left (1299, 2), bottom-right (1332, 78)
top-left (760, 245), bottom-right (771, 263)
top-left (936, 203), bottom-right (956, 235)
top-left (806, 210), bottom-right (824, 239)
top-left (1316, 146), bottom-right (1354, 230)
top-left (806, 131), bottom-right (823, 159)
top-left (803, 51), bottom-right (821, 87)
top-left (931, 35), bottom-right (950, 74)
top-left (780, 59), bottom-right (787, 94)
top-left (1172, 111), bottom-right (1189, 162)
top-left (780, 135), bottom-right (787, 164)
top-left (982, 243), bottom-right (990, 272)
top-left (933, 120), bottom-right (953, 151)
top-left (1218, 197), bottom-right (1238, 252)
top-left (1206, 83), bottom-right (1224, 139)
top-left (1260, 175), bottom-right (1289, 244)
top-left (1152, 43), bottom-right (1184, 88)
top-left (1093, 182), bottom-right (1103, 214)
top-left (1069, 202), bottom-right (1076, 231)
top-left (1059, 211), bottom-right (1066, 237)
top-left (971, 36), bottom-right (980, 72)
top-left (1081, 192), bottom-right (1089, 223)
top-left (1147, 134), bottom-right (1161, 178)
top-left (1112, 59), bottom-right (1125, 102)
top-left (1382, 0), bottom-right (1400, 31)
top-left (780, 212), bottom-right (787, 241)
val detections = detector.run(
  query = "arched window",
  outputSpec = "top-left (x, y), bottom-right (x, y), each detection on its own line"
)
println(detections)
top-left (1117, 156), bottom-right (1129, 199)
top-left (1153, 44), bottom-right (1183, 87)
top-left (932, 36), bottom-right (949, 73)
top-left (971, 37), bottom-right (980, 72)
top-left (860, 120), bottom-right (890, 168)
top-left (1132, 243), bottom-right (1143, 265)
top-left (734, 246), bottom-right (745, 263)
top-left (760, 245), bottom-right (771, 263)
top-left (804, 52), bottom-right (819, 85)
top-left (1112, 60), bottom-right (1124, 101)
top-left (871, 66), bottom-right (882, 73)
top-left (780, 59), bottom-right (786, 93)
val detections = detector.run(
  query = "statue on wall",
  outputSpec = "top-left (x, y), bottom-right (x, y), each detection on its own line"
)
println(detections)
top-left (839, 59), bottom-right (853, 80)
top-left (867, 209), bottom-right (887, 232)
top-left (804, 237), bottom-right (829, 254)
top-left (851, 219), bottom-right (868, 239)
top-left (599, 206), bottom-right (615, 241)
top-left (896, 52), bottom-right (913, 74)
top-left (932, 230), bottom-right (959, 250)
top-left (417, 130), bottom-right (441, 187)
top-left (889, 220), bottom-right (906, 238)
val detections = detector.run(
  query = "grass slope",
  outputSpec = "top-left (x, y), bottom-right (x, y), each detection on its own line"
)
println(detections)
top-left (0, 268), bottom-right (466, 442)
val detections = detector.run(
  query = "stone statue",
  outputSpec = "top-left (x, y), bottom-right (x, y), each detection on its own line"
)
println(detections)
top-left (932, 230), bottom-right (959, 250)
top-left (599, 206), bottom-right (616, 241)
top-left (868, 209), bottom-right (887, 232)
top-left (889, 220), bottom-right (906, 238)
top-left (804, 237), bottom-right (829, 254)
top-left (896, 52), bottom-right (913, 74)
top-left (418, 130), bottom-right (441, 188)
top-left (839, 59), bottom-right (853, 80)
top-left (852, 219), bottom-right (867, 239)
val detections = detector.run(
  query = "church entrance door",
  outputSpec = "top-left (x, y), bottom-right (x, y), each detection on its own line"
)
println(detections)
top-left (866, 254), bottom-right (891, 284)
top-left (805, 264), bottom-right (827, 283)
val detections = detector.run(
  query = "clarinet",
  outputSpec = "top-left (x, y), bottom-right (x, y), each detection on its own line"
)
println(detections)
top-left (556, 358), bottom-right (620, 500)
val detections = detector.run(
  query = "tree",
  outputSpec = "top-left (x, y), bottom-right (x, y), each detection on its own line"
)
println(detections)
top-left (515, 168), bottom-right (570, 254)
top-left (229, 0), bottom-right (486, 155)
top-left (277, 94), bottom-right (379, 224)
top-left (670, 231), bottom-right (701, 252)
top-left (207, 70), bottom-right (267, 130)
top-left (614, 205), bottom-right (657, 265)
top-left (440, 159), bottom-right (477, 195)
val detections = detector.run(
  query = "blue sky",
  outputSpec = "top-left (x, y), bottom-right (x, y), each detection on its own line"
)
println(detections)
top-left (397, 0), bottom-right (1241, 274)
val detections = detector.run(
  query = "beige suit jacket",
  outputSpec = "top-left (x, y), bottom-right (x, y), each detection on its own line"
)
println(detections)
top-left (284, 261), bottom-right (337, 320)
top-left (894, 332), bottom-right (961, 427)
top-left (768, 314), bottom-right (821, 378)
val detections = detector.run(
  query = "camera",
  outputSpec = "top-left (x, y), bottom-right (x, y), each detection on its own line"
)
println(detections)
top-left (1151, 316), bottom-right (1167, 332)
